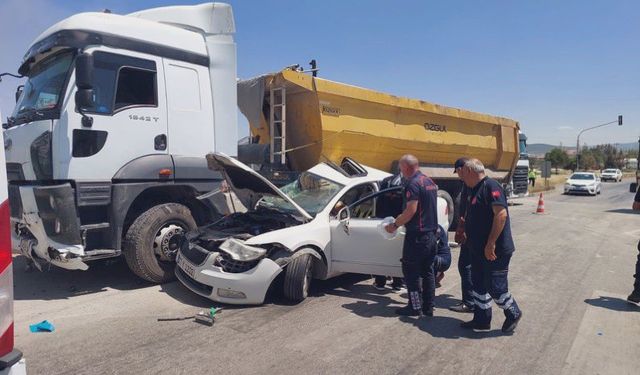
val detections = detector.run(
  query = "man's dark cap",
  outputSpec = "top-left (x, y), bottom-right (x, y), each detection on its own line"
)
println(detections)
top-left (453, 158), bottom-right (469, 173)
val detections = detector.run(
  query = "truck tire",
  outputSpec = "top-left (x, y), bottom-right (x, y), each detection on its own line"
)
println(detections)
top-left (122, 203), bottom-right (197, 283)
top-left (437, 190), bottom-right (455, 229)
top-left (283, 253), bottom-right (313, 302)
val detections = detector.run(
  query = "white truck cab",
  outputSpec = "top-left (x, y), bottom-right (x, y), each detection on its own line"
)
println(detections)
top-left (3, 3), bottom-right (238, 282)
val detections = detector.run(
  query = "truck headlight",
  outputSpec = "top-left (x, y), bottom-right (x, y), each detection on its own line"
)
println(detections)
top-left (219, 238), bottom-right (266, 261)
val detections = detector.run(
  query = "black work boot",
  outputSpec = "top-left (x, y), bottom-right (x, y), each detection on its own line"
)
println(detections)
top-left (501, 311), bottom-right (523, 333)
top-left (395, 305), bottom-right (423, 317)
top-left (627, 290), bottom-right (640, 304)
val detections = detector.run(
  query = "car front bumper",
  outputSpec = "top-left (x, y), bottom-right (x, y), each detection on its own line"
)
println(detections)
top-left (175, 251), bottom-right (282, 305)
top-left (565, 185), bottom-right (597, 194)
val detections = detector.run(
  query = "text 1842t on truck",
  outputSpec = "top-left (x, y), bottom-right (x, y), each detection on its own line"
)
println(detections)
top-left (2, 3), bottom-right (238, 282)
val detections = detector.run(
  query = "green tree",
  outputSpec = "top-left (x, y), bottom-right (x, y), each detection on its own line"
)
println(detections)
top-left (545, 148), bottom-right (569, 173)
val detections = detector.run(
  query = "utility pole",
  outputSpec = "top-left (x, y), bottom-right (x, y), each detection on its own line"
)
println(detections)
top-left (576, 115), bottom-right (623, 171)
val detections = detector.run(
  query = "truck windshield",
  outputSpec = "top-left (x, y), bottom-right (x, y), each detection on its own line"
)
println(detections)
top-left (519, 139), bottom-right (527, 155)
top-left (12, 50), bottom-right (74, 122)
top-left (259, 172), bottom-right (344, 217)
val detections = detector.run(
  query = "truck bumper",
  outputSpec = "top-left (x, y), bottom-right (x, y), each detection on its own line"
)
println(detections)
top-left (0, 350), bottom-right (26, 375)
top-left (8, 184), bottom-right (88, 271)
top-left (175, 251), bottom-right (282, 305)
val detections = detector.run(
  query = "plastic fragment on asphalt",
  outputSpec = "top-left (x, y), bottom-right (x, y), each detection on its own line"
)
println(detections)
top-left (29, 320), bottom-right (55, 333)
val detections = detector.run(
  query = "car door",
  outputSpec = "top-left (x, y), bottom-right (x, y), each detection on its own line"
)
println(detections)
top-left (329, 187), bottom-right (405, 277)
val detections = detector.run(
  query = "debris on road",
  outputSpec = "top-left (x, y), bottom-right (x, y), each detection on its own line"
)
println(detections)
top-left (157, 307), bottom-right (222, 326)
top-left (29, 320), bottom-right (55, 333)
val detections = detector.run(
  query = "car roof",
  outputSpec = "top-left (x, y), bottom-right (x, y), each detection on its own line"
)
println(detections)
top-left (307, 163), bottom-right (391, 186)
top-left (571, 172), bottom-right (595, 176)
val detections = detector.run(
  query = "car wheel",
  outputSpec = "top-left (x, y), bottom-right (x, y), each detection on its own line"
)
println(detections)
top-left (123, 203), bottom-right (197, 283)
top-left (283, 253), bottom-right (313, 302)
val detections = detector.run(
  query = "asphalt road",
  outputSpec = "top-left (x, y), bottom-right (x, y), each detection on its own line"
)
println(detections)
top-left (13, 179), bottom-right (640, 374)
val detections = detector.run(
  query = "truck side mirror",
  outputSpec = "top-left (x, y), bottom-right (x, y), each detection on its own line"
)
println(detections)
top-left (74, 53), bottom-right (95, 127)
top-left (75, 53), bottom-right (94, 89)
top-left (15, 85), bottom-right (23, 103)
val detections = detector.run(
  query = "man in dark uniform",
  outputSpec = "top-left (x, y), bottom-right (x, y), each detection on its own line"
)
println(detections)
top-left (627, 187), bottom-right (640, 304)
top-left (434, 224), bottom-right (452, 288)
top-left (385, 154), bottom-right (439, 317)
top-left (459, 158), bottom-right (523, 333)
top-left (450, 157), bottom-right (475, 313)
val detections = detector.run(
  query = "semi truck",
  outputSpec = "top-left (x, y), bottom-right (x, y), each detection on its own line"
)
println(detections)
top-left (3, 3), bottom-right (237, 282)
top-left (237, 69), bottom-right (521, 226)
top-left (508, 131), bottom-right (530, 198)
top-left (3, 2), bottom-right (521, 282)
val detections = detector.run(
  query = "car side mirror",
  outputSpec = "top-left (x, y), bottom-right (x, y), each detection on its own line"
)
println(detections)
top-left (338, 206), bottom-right (350, 222)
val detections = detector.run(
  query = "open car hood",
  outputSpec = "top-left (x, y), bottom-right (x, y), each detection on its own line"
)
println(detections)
top-left (206, 153), bottom-right (313, 221)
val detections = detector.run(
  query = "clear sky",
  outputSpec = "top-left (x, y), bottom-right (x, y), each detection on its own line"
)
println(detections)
top-left (1, 0), bottom-right (638, 147)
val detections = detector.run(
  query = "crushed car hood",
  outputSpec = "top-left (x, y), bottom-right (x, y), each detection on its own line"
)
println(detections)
top-left (206, 152), bottom-right (313, 221)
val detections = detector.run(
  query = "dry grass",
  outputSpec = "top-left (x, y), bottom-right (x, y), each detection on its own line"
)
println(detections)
top-left (529, 172), bottom-right (571, 193)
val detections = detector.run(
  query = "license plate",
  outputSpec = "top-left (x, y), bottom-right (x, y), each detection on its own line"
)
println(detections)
top-left (176, 253), bottom-right (196, 279)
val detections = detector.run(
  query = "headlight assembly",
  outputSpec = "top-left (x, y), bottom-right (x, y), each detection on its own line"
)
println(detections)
top-left (219, 238), bottom-right (267, 261)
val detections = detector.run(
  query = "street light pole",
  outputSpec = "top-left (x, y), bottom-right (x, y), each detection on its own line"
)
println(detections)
top-left (576, 115), bottom-right (623, 171)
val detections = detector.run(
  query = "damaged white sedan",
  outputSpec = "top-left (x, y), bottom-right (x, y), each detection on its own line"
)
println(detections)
top-left (175, 153), bottom-right (450, 305)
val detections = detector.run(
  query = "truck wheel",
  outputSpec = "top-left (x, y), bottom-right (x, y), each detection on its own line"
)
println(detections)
top-left (437, 190), bottom-right (455, 229)
top-left (283, 253), bottom-right (313, 302)
top-left (123, 203), bottom-right (196, 283)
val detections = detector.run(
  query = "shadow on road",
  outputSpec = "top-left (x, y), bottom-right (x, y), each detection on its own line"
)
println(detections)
top-left (584, 296), bottom-right (640, 312)
top-left (13, 255), bottom-right (152, 301)
top-left (398, 315), bottom-right (506, 339)
top-left (604, 209), bottom-right (639, 215)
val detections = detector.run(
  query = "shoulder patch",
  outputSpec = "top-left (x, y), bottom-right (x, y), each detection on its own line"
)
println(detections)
top-left (492, 190), bottom-right (501, 198)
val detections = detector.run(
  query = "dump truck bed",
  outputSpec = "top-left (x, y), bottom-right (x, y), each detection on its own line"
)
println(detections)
top-left (238, 69), bottom-right (519, 181)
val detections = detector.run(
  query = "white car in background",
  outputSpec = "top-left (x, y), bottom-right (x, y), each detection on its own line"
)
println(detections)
top-left (600, 168), bottom-right (623, 182)
top-left (564, 172), bottom-right (601, 196)
top-left (175, 153), bottom-right (450, 305)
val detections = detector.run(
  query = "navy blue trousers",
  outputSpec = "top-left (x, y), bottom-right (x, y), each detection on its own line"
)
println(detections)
top-left (634, 240), bottom-right (640, 292)
top-left (470, 251), bottom-right (521, 325)
top-left (402, 231), bottom-right (437, 312)
top-left (457, 244), bottom-right (474, 307)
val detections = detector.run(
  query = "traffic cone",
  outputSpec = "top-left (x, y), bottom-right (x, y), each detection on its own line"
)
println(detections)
top-left (535, 193), bottom-right (545, 214)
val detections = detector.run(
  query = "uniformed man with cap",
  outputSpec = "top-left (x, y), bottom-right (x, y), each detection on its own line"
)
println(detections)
top-left (458, 158), bottom-right (523, 333)
top-left (449, 157), bottom-right (475, 313)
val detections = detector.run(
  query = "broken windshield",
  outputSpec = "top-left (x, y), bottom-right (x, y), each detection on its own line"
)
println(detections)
top-left (12, 50), bottom-right (74, 124)
top-left (259, 172), bottom-right (344, 217)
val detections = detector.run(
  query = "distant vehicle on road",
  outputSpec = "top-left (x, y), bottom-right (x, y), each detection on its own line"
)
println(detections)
top-left (601, 168), bottom-right (622, 182)
top-left (175, 153), bottom-right (450, 305)
top-left (564, 172), bottom-right (601, 196)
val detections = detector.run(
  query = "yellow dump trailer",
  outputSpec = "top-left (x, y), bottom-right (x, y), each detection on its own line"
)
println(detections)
top-left (237, 68), bottom-right (520, 226)
top-left (238, 68), bottom-right (519, 182)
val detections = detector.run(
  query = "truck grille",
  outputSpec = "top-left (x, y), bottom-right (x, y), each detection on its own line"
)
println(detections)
top-left (512, 166), bottom-right (529, 194)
